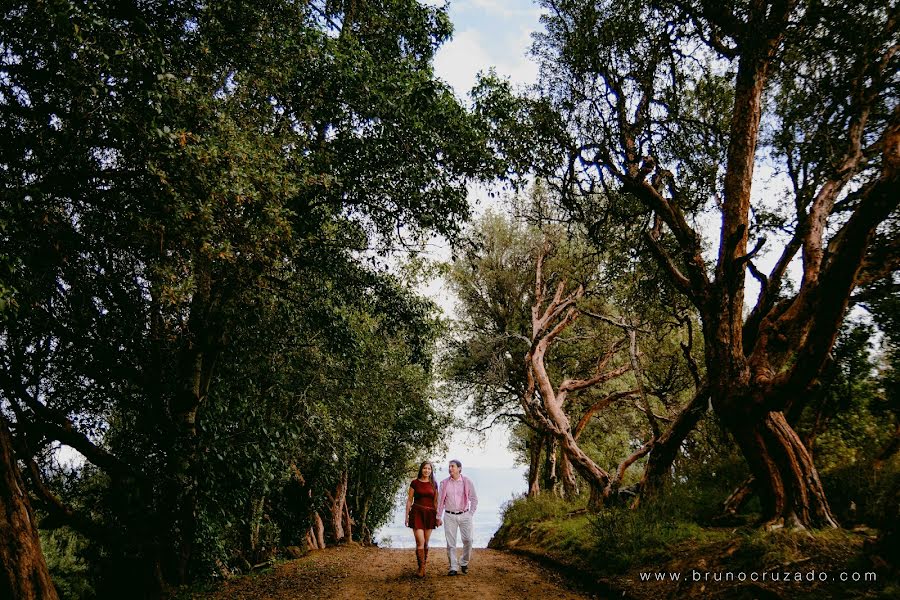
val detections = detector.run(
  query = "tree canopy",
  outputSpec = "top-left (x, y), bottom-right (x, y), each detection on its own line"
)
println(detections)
top-left (1, 0), bottom-right (494, 595)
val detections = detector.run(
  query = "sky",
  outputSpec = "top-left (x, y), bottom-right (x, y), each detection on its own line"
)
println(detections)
top-left (432, 0), bottom-right (542, 100)
top-left (414, 0), bottom-right (544, 470)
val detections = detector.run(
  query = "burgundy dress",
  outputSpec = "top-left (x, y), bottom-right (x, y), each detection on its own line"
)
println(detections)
top-left (408, 478), bottom-right (438, 530)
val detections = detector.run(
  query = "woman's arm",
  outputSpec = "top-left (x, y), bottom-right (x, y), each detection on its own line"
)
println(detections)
top-left (435, 482), bottom-right (442, 526)
top-left (404, 485), bottom-right (414, 526)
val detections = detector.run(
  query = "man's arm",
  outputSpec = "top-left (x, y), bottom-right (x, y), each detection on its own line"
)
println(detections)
top-left (468, 477), bottom-right (478, 515)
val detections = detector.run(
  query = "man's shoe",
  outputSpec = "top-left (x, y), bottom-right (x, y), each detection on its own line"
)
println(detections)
top-left (448, 570), bottom-right (458, 576)
top-left (461, 565), bottom-right (468, 574)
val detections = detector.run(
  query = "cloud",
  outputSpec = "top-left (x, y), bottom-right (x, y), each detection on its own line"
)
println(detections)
top-left (465, 0), bottom-right (541, 18)
top-left (434, 29), bottom-right (493, 99)
top-left (434, 27), bottom-right (539, 101)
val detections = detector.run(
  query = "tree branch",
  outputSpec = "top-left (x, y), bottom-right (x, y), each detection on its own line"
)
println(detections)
top-left (0, 369), bottom-right (137, 480)
top-left (572, 390), bottom-right (641, 440)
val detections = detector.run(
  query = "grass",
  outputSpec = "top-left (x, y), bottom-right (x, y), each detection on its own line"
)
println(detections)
top-left (491, 486), bottom-right (894, 599)
top-left (591, 503), bottom-right (728, 573)
top-left (492, 493), bottom-right (596, 567)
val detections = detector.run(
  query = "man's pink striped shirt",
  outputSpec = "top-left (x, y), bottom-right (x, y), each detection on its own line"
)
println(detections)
top-left (437, 475), bottom-right (478, 518)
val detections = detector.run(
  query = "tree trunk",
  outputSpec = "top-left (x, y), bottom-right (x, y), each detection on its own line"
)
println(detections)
top-left (249, 496), bottom-right (265, 561)
top-left (306, 529), bottom-right (318, 551)
top-left (313, 512), bottom-right (326, 549)
top-left (557, 433), bottom-right (608, 509)
top-left (359, 497), bottom-right (371, 545)
top-left (169, 256), bottom-right (223, 583)
top-left (542, 436), bottom-right (558, 495)
top-left (342, 498), bottom-right (353, 543)
top-left (640, 386), bottom-right (709, 500)
top-left (721, 476), bottom-right (755, 519)
top-left (727, 408), bottom-right (838, 529)
top-left (527, 433), bottom-right (543, 497)
top-left (0, 418), bottom-right (59, 600)
top-left (328, 471), bottom-right (348, 542)
top-left (558, 452), bottom-right (578, 498)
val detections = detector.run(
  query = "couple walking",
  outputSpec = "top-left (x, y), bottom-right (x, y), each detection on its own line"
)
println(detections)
top-left (404, 459), bottom-right (478, 578)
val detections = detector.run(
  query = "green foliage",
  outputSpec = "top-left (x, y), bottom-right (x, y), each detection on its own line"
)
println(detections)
top-left (790, 321), bottom-right (900, 526)
top-left (494, 488), bottom-right (874, 597)
top-left (495, 492), bottom-right (725, 575)
top-left (500, 491), bottom-right (585, 524)
top-left (591, 504), bottom-right (717, 573)
top-left (725, 528), bottom-right (864, 575)
top-left (39, 528), bottom-right (95, 600)
top-left (1, 0), bottom-right (491, 592)
top-left (820, 457), bottom-right (900, 528)
top-left (492, 493), bottom-right (596, 564)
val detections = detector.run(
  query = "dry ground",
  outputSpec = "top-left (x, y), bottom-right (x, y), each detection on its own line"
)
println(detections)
top-left (198, 545), bottom-right (601, 600)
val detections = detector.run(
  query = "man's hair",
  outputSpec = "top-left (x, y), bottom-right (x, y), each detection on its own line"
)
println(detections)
top-left (449, 459), bottom-right (462, 469)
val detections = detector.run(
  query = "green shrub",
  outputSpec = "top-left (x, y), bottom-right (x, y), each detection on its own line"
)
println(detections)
top-left (40, 527), bottom-right (96, 600)
top-left (821, 455), bottom-right (900, 527)
top-left (497, 490), bottom-right (722, 574)
top-left (590, 500), bottom-right (713, 573)
top-left (492, 493), bottom-right (594, 559)
top-left (499, 492), bottom-right (581, 525)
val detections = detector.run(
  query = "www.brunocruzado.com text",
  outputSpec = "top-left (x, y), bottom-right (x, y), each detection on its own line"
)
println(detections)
top-left (639, 570), bottom-right (877, 583)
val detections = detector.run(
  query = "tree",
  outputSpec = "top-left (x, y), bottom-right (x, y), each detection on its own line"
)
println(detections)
top-left (513, 0), bottom-right (899, 528)
top-left (1, 0), bottom-right (492, 592)
top-left (446, 194), bottom-right (707, 507)
top-left (0, 417), bottom-right (59, 600)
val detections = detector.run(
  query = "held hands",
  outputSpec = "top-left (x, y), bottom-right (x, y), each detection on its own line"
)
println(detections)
top-left (436, 518), bottom-right (442, 527)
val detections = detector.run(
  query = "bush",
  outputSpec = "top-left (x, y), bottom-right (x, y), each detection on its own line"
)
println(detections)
top-left (591, 495), bottom-right (713, 573)
top-left (821, 455), bottom-right (900, 527)
top-left (491, 492), bottom-right (593, 559)
top-left (498, 492), bottom-right (581, 525)
top-left (39, 527), bottom-right (96, 600)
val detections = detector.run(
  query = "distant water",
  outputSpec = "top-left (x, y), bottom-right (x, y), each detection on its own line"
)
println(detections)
top-left (374, 466), bottom-right (527, 548)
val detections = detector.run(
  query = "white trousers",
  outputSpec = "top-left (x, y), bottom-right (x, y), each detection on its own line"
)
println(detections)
top-left (443, 512), bottom-right (473, 570)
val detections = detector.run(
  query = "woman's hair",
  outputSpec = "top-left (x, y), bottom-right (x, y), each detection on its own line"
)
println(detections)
top-left (417, 461), bottom-right (438, 497)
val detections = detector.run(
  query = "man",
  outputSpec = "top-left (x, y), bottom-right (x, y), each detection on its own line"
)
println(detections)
top-left (436, 459), bottom-right (478, 576)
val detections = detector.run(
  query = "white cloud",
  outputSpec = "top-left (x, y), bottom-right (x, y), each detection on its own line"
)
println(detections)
top-left (465, 0), bottom-right (540, 18)
top-left (434, 28), bottom-right (493, 100)
top-left (434, 0), bottom-right (538, 99)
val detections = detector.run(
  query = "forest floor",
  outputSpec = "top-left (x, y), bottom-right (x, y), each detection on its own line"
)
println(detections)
top-left (192, 544), bottom-right (600, 599)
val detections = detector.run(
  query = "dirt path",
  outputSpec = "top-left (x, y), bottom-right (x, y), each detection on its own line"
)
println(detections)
top-left (201, 545), bottom-right (600, 599)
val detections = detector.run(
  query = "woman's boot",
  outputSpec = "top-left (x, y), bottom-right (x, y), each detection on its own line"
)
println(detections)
top-left (416, 548), bottom-right (425, 578)
top-left (423, 545), bottom-right (429, 576)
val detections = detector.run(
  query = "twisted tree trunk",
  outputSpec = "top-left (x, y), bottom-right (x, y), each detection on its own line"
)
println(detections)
top-left (542, 436), bottom-right (558, 495)
top-left (726, 408), bottom-right (838, 528)
top-left (558, 453), bottom-right (578, 498)
top-left (520, 241), bottom-right (696, 510)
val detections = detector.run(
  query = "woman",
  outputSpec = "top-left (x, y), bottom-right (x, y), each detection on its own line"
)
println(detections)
top-left (405, 461), bottom-right (439, 578)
